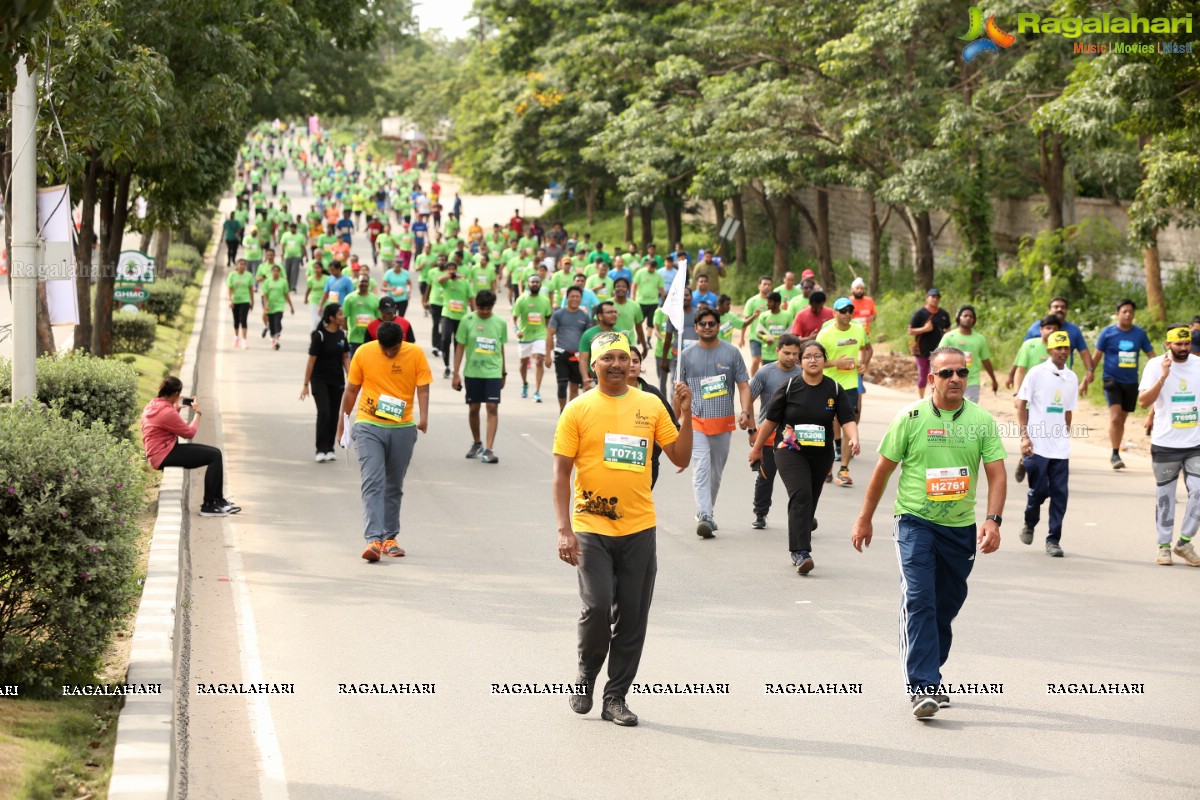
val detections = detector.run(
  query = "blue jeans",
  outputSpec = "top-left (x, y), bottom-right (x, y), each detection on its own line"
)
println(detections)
top-left (893, 514), bottom-right (976, 693)
top-left (1023, 454), bottom-right (1069, 543)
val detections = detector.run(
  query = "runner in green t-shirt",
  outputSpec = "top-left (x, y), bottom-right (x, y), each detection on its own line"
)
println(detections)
top-left (376, 228), bottom-right (398, 265)
top-left (850, 346), bottom-right (1005, 718)
top-left (939, 305), bottom-right (998, 402)
top-left (469, 258), bottom-right (498, 294)
top-left (303, 261), bottom-right (327, 330)
top-left (261, 264), bottom-right (294, 350)
top-left (632, 264), bottom-right (665, 307)
top-left (342, 276), bottom-right (381, 350)
top-left (577, 302), bottom-right (619, 384)
top-left (436, 264), bottom-right (473, 377)
top-left (1009, 315), bottom-right (1061, 398)
top-left (453, 289), bottom-right (508, 463)
top-left (717, 295), bottom-right (739, 344)
top-left (816, 297), bottom-right (873, 485)
top-left (755, 293), bottom-right (796, 364)
top-left (512, 277), bottom-right (553, 402)
top-left (774, 273), bottom-right (804, 311)
top-left (610, 279), bottom-right (647, 355)
top-left (741, 276), bottom-right (774, 375)
top-left (586, 263), bottom-right (614, 302)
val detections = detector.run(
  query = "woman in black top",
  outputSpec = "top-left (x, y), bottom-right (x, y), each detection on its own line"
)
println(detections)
top-left (748, 339), bottom-right (859, 575)
top-left (301, 303), bottom-right (350, 462)
top-left (628, 345), bottom-right (679, 488)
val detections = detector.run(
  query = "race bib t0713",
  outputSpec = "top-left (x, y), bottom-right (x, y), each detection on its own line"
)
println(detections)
top-left (603, 433), bottom-right (648, 473)
top-left (926, 466), bottom-right (970, 502)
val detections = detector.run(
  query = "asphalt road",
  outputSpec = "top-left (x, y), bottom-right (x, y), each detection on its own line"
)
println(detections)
top-left (181, 166), bottom-right (1200, 800)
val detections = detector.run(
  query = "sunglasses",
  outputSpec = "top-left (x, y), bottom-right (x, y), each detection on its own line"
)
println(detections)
top-left (836, 306), bottom-right (854, 313)
top-left (696, 320), bottom-right (719, 328)
top-left (934, 368), bottom-right (971, 379)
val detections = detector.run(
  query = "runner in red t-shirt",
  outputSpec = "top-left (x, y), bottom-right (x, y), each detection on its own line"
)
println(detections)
top-left (364, 297), bottom-right (415, 344)
top-left (791, 291), bottom-right (834, 338)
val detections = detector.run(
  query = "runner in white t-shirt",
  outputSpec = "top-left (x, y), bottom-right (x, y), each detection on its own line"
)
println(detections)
top-left (1017, 331), bottom-right (1078, 557)
top-left (1138, 324), bottom-right (1200, 566)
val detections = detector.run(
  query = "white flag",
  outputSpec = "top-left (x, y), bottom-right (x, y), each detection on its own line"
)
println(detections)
top-left (664, 260), bottom-right (688, 334)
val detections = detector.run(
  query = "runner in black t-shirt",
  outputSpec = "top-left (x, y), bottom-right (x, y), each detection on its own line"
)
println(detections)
top-left (908, 288), bottom-right (951, 398)
top-left (302, 303), bottom-right (351, 463)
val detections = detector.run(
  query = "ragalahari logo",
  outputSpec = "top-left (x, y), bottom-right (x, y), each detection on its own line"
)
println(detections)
top-left (961, 6), bottom-right (1016, 62)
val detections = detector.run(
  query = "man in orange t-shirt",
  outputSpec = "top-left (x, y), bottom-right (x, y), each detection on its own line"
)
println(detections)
top-left (850, 277), bottom-right (877, 334)
top-left (336, 322), bottom-right (431, 562)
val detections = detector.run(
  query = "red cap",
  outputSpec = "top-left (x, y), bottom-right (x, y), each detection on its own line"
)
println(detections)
top-left (801, 269), bottom-right (815, 279)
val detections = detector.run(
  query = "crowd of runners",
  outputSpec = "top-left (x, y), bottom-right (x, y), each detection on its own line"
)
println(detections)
top-left (191, 123), bottom-right (1200, 721)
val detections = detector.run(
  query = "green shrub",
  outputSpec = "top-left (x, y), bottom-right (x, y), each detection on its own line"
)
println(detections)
top-left (112, 310), bottom-right (159, 356)
top-left (186, 209), bottom-right (217, 254)
top-left (162, 260), bottom-right (194, 284)
top-left (0, 401), bottom-right (145, 696)
top-left (0, 352), bottom-right (139, 438)
top-left (142, 279), bottom-right (186, 323)
top-left (166, 243), bottom-right (203, 276)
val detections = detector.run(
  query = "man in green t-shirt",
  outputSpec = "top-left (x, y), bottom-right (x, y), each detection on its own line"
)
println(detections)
top-left (741, 276), bottom-right (774, 376)
top-left (342, 275), bottom-right (381, 356)
top-left (610, 278), bottom-right (647, 356)
top-left (632, 261), bottom-right (665, 319)
top-left (453, 289), bottom-right (508, 464)
top-left (716, 295), bottom-right (739, 345)
top-left (816, 296), bottom-right (873, 486)
top-left (1008, 314), bottom-right (1061, 398)
top-left (939, 304), bottom-right (998, 403)
top-left (261, 264), bottom-right (295, 351)
top-left (578, 301), bottom-right (618, 387)
top-left (754, 293), bottom-right (796, 365)
top-left (436, 259), bottom-right (474, 378)
top-left (279, 223), bottom-right (307, 292)
top-left (851, 346), bottom-right (1006, 720)
top-left (512, 275), bottom-right (553, 402)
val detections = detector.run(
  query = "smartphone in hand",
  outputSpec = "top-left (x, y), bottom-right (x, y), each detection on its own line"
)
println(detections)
top-left (182, 397), bottom-right (195, 407)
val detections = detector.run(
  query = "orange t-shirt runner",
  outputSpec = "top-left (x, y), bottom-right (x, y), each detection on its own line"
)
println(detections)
top-left (349, 341), bottom-right (432, 428)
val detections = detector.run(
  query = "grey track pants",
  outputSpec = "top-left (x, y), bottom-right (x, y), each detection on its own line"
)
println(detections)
top-left (353, 423), bottom-right (418, 542)
top-left (576, 528), bottom-right (657, 701)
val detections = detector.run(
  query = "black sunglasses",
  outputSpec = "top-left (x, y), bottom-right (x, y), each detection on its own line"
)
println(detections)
top-left (696, 320), bottom-right (719, 328)
top-left (934, 368), bottom-right (970, 379)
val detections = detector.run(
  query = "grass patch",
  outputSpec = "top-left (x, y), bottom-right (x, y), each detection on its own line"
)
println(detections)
top-left (0, 696), bottom-right (121, 800)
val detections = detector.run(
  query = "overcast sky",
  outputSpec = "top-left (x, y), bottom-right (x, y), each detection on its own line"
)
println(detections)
top-left (413, 0), bottom-right (476, 40)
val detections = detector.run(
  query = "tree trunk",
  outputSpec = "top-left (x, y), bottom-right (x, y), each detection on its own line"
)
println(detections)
top-left (731, 193), bottom-right (747, 268)
top-left (153, 225), bottom-right (172, 271)
top-left (912, 209), bottom-right (935, 291)
top-left (663, 194), bottom-right (683, 251)
top-left (1144, 234), bottom-right (1166, 323)
top-left (639, 205), bottom-right (653, 249)
top-left (92, 170), bottom-right (132, 356)
top-left (74, 157), bottom-right (98, 352)
top-left (1039, 130), bottom-right (1066, 232)
top-left (35, 282), bottom-right (55, 355)
top-left (584, 180), bottom-right (597, 226)
top-left (814, 187), bottom-right (834, 290)
top-left (712, 199), bottom-right (726, 260)
top-left (623, 206), bottom-right (634, 246)
top-left (867, 195), bottom-right (890, 297)
top-left (772, 196), bottom-right (792, 282)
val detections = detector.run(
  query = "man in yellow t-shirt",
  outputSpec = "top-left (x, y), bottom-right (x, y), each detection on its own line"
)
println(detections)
top-left (336, 322), bottom-right (432, 562)
top-left (552, 332), bottom-right (692, 728)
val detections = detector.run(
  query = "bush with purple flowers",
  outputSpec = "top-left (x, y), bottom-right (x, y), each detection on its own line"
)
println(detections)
top-left (0, 401), bottom-right (144, 695)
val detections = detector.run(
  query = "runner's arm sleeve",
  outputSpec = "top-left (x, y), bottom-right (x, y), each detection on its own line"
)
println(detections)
top-left (654, 402), bottom-right (679, 448)
top-left (876, 411), bottom-right (911, 463)
top-left (551, 404), bottom-right (580, 457)
top-left (981, 418), bottom-right (1007, 462)
top-left (834, 383), bottom-right (856, 426)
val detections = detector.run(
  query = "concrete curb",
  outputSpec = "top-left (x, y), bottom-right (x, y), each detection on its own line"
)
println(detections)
top-left (108, 227), bottom-right (218, 800)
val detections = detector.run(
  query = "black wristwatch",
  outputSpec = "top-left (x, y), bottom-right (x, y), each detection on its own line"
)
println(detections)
top-left (985, 514), bottom-right (1002, 526)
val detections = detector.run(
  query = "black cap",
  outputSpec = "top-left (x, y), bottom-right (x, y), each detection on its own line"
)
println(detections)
top-left (379, 296), bottom-right (398, 312)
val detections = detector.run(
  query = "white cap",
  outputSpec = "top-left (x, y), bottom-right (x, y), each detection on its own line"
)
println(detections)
top-left (851, 277), bottom-right (865, 288)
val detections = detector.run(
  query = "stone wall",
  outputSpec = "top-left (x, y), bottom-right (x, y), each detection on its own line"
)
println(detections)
top-left (702, 186), bottom-right (1199, 284)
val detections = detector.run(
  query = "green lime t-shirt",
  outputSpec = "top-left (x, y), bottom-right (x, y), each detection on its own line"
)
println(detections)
top-left (471, 264), bottom-right (498, 291)
top-left (939, 330), bottom-right (992, 386)
top-left (262, 276), bottom-right (289, 314)
top-left (877, 399), bottom-right (1006, 527)
top-left (280, 231), bottom-right (306, 259)
top-left (743, 295), bottom-right (769, 342)
top-left (633, 268), bottom-right (664, 305)
top-left (611, 299), bottom-right (645, 344)
top-left (342, 293), bottom-right (381, 344)
top-left (455, 312), bottom-right (508, 379)
top-left (243, 238), bottom-right (263, 262)
top-left (756, 308), bottom-right (796, 361)
top-left (306, 273), bottom-right (326, 306)
top-left (1015, 338), bottom-right (1050, 369)
top-left (775, 284), bottom-right (803, 310)
top-left (586, 275), bottom-right (614, 301)
top-left (513, 293), bottom-right (553, 342)
top-left (718, 311), bottom-right (741, 344)
top-left (816, 321), bottom-right (870, 391)
top-left (440, 278), bottom-right (472, 320)
top-left (376, 234), bottom-right (397, 262)
top-left (227, 271), bottom-right (255, 304)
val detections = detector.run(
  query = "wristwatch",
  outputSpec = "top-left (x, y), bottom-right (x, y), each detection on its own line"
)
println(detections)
top-left (985, 514), bottom-right (1002, 526)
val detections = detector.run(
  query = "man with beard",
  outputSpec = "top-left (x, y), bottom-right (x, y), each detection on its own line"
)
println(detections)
top-left (1139, 325), bottom-right (1200, 566)
top-left (553, 332), bottom-right (692, 727)
top-left (512, 274), bottom-right (553, 403)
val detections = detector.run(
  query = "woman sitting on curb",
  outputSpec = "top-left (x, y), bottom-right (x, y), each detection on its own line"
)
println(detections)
top-left (141, 376), bottom-right (240, 517)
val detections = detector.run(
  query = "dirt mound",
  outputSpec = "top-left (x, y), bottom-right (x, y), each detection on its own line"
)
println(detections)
top-left (868, 351), bottom-right (917, 390)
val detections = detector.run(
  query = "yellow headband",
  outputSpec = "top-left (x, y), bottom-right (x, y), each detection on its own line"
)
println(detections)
top-left (1167, 327), bottom-right (1191, 343)
top-left (590, 331), bottom-right (631, 365)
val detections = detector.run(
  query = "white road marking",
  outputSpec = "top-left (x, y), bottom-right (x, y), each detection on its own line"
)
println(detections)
top-left (216, 298), bottom-right (290, 800)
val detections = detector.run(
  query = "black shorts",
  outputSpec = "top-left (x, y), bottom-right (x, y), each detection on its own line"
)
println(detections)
top-left (1103, 378), bottom-right (1138, 412)
top-left (554, 350), bottom-right (583, 386)
top-left (464, 377), bottom-right (502, 405)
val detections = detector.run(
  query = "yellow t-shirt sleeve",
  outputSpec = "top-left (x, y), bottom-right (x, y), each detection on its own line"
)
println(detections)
top-left (348, 348), bottom-right (364, 385)
top-left (655, 404), bottom-right (679, 449)
top-left (552, 402), bottom-right (580, 458)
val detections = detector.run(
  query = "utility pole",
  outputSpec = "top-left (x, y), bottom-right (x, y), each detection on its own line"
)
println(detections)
top-left (11, 57), bottom-right (38, 402)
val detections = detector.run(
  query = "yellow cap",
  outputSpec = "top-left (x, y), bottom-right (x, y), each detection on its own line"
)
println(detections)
top-left (590, 331), bottom-right (631, 365)
top-left (1047, 331), bottom-right (1071, 349)
top-left (1167, 327), bottom-right (1191, 343)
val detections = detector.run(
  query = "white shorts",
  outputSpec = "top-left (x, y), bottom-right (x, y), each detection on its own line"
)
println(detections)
top-left (519, 340), bottom-right (547, 360)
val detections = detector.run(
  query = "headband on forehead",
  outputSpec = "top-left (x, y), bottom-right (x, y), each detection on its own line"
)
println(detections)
top-left (1167, 327), bottom-right (1191, 343)
top-left (590, 331), bottom-right (631, 365)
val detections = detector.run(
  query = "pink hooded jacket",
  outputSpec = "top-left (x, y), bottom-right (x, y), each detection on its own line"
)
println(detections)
top-left (141, 397), bottom-right (198, 469)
